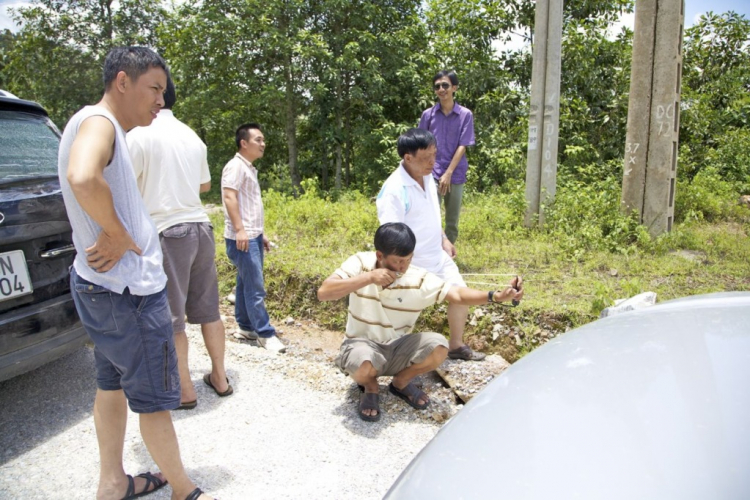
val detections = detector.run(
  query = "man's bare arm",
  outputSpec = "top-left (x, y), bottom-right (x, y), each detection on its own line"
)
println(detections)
top-left (66, 116), bottom-right (141, 272)
top-left (445, 276), bottom-right (524, 305)
top-left (222, 187), bottom-right (249, 251)
top-left (317, 269), bottom-right (397, 301)
top-left (200, 181), bottom-right (211, 193)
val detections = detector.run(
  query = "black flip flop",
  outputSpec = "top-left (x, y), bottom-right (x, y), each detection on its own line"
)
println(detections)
top-left (359, 392), bottom-right (381, 422)
top-left (175, 400), bottom-right (197, 410)
top-left (203, 373), bottom-right (233, 397)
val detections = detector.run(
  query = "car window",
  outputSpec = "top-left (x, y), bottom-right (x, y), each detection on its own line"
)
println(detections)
top-left (0, 110), bottom-right (60, 184)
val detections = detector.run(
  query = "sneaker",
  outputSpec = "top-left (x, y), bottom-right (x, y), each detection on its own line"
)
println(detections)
top-left (257, 335), bottom-right (286, 353)
top-left (234, 328), bottom-right (258, 340)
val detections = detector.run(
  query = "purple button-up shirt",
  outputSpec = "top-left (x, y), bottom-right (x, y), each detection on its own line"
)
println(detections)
top-left (418, 102), bottom-right (475, 184)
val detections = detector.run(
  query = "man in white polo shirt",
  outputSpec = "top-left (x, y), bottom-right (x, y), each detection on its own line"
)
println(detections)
top-left (128, 77), bottom-right (232, 410)
top-left (376, 128), bottom-right (483, 361)
top-left (317, 223), bottom-right (522, 422)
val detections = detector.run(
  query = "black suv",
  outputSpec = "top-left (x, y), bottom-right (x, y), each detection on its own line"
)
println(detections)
top-left (0, 90), bottom-right (87, 382)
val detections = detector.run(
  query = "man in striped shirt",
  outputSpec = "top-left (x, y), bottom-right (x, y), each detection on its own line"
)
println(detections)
top-left (221, 123), bottom-right (285, 353)
top-left (318, 223), bottom-right (523, 422)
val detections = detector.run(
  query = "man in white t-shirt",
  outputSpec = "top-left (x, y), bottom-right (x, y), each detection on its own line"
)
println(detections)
top-left (376, 128), bottom-right (484, 361)
top-left (318, 223), bottom-right (522, 422)
top-left (128, 77), bottom-right (232, 410)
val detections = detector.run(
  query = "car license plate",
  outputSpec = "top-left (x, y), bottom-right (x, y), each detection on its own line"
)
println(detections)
top-left (0, 250), bottom-right (33, 302)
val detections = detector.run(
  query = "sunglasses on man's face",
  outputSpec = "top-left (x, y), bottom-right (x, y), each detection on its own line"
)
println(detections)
top-left (434, 82), bottom-right (452, 91)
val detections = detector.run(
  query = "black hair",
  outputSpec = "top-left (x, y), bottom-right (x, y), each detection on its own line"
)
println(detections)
top-left (103, 47), bottom-right (168, 90)
top-left (374, 223), bottom-right (416, 257)
top-left (397, 128), bottom-right (437, 159)
top-left (235, 123), bottom-right (262, 150)
top-left (163, 76), bottom-right (176, 109)
top-left (433, 69), bottom-right (459, 86)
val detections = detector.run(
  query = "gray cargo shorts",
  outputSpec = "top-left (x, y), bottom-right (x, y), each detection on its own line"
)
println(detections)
top-left (335, 332), bottom-right (448, 377)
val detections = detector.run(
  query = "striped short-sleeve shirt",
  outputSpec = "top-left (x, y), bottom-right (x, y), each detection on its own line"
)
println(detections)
top-left (335, 252), bottom-right (452, 343)
top-left (221, 153), bottom-right (264, 240)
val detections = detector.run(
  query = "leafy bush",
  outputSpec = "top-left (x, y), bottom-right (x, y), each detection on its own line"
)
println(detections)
top-left (544, 175), bottom-right (648, 258)
top-left (675, 166), bottom-right (746, 222)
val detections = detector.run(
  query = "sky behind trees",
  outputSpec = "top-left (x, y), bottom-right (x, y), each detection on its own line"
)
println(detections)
top-left (1, 0), bottom-right (749, 32)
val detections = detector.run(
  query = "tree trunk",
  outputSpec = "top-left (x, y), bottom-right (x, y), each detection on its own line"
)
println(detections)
top-left (284, 60), bottom-right (301, 196)
top-left (343, 75), bottom-right (351, 187)
top-left (334, 77), bottom-right (343, 190)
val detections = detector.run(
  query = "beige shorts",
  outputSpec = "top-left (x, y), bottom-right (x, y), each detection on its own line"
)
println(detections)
top-left (335, 333), bottom-right (448, 377)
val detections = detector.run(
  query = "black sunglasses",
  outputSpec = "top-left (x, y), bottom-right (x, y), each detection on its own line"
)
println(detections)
top-left (433, 82), bottom-right (452, 91)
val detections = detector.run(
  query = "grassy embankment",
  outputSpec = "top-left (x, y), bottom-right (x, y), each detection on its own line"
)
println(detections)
top-left (208, 186), bottom-right (750, 362)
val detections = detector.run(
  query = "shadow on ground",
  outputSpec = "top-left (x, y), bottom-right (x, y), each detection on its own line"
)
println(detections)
top-left (0, 344), bottom-right (96, 465)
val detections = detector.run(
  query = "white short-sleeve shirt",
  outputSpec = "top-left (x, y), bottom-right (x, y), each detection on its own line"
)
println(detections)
top-left (376, 163), bottom-right (445, 273)
top-left (127, 110), bottom-right (211, 233)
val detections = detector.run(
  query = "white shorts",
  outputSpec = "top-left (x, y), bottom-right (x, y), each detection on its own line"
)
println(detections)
top-left (432, 253), bottom-right (466, 287)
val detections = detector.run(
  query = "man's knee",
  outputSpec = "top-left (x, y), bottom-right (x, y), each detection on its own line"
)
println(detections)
top-left (353, 360), bottom-right (378, 381)
top-left (426, 345), bottom-right (448, 367)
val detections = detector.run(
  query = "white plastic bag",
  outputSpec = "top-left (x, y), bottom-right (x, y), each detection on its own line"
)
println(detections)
top-left (599, 291), bottom-right (657, 318)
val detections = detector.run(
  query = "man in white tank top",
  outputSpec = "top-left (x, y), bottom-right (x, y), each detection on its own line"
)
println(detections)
top-left (58, 47), bottom-right (213, 500)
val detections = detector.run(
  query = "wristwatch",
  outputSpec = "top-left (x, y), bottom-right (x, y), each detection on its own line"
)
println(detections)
top-left (488, 291), bottom-right (497, 303)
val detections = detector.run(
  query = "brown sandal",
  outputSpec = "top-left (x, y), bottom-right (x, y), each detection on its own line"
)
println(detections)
top-left (448, 345), bottom-right (486, 361)
top-left (389, 382), bottom-right (430, 410)
top-left (358, 392), bottom-right (381, 422)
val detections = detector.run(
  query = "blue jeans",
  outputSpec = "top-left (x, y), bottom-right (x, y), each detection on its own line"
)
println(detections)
top-left (226, 235), bottom-right (276, 338)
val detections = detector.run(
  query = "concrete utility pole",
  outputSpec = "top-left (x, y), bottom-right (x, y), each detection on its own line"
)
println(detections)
top-left (525, 0), bottom-right (564, 227)
top-left (621, 0), bottom-right (685, 236)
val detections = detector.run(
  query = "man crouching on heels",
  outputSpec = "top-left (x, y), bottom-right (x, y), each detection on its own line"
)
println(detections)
top-left (317, 222), bottom-right (523, 422)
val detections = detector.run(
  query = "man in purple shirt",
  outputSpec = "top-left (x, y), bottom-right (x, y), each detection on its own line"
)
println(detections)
top-left (418, 70), bottom-right (475, 244)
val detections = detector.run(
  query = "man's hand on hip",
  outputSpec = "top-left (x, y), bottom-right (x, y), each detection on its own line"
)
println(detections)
top-left (85, 228), bottom-right (142, 273)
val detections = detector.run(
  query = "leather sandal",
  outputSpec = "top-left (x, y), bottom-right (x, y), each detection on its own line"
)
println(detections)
top-left (203, 373), bottom-right (233, 397)
top-left (389, 382), bottom-right (430, 410)
top-left (185, 487), bottom-right (204, 500)
top-left (121, 471), bottom-right (167, 499)
top-left (448, 345), bottom-right (486, 361)
top-left (358, 392), bottom-right (381, 422)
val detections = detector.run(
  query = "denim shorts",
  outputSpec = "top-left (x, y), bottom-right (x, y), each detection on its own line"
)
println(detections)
top-left (70, 267), bottom-right (181, 413)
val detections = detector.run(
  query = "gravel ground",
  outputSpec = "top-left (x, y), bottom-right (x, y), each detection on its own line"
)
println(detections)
top-left (0, 312), bottom-right (511, 499)
top-left (0, 322), bottom-right (444, 499)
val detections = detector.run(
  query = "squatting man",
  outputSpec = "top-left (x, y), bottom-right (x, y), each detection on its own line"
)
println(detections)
top-left (317, 222), bottom-right (523, 422)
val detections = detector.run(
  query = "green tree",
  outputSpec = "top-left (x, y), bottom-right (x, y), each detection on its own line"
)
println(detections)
top-left (3, 0), bottom-right (165, 125)
top-left (0, 30), bottom-right (15, 90)
top-left (161, 0), bottom-right (329, 195)
top-left (303, 0), bottom-right (426, 192)
top-left (680, 12), bottom-right (750, 187)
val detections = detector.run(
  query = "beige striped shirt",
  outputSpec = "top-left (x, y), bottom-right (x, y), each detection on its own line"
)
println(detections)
top-left (335, 252), bottom-right (452, 343)
top-left (221, 153), bottom-right (264, 240)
